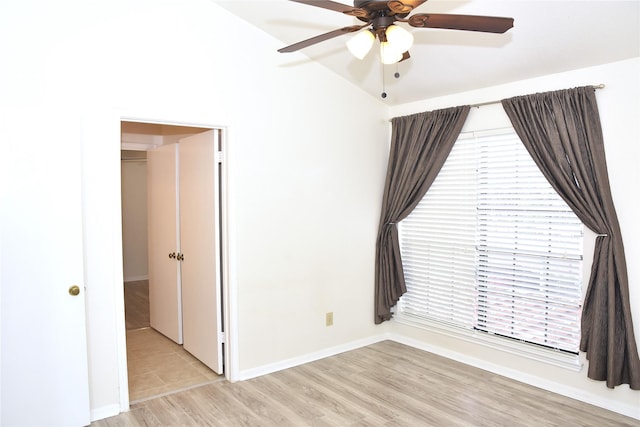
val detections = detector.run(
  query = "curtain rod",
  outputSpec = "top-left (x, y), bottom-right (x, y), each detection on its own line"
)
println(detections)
top-left (470, 83), bottom-right (604, 107)
top-left (389, 84), bottom-right (606, 121)
top-left (469, 84), bottom-right (605, 108)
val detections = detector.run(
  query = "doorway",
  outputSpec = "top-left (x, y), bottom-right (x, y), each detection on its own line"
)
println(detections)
top-left (120, 121), bottom-right (226, 402)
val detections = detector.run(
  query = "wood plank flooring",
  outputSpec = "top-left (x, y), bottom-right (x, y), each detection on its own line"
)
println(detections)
top-left (93, 340), bottom-right (637, 426)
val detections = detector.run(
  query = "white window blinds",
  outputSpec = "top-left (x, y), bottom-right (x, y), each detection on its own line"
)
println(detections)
top-left (398, 128), bottom-right (583, 355)
top-left (399, 135), bottom-right (478, 330)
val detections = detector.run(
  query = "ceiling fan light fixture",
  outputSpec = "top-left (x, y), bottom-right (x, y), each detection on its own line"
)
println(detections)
top-left (380, 41), bottom-right (403, 65)
top-left (385, 24), bottom-right (414, 53)
top-left (346, 29), bottom-right (375, 59)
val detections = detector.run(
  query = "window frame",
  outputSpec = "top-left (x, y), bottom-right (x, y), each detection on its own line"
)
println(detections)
top-left (395, 127), bottom-right (586, 370)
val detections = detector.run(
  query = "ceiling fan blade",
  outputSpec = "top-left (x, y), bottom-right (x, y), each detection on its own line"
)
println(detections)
top-left (399, 51), bottom-right (411, 62)
top-left (289, 0), bottom-right (369, 18)
top-left (408, 13), bottom-right (514, 33)
top-left (388, 0), bottom-right (428, 15)
top-left (278, 25), bottom-right (366, 53)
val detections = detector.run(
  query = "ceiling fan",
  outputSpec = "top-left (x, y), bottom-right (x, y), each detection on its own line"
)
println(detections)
top-left (278, 0), bottom-right (514, 64)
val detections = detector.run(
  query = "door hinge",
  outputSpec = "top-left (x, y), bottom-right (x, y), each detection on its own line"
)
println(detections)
top-left (215, 151), bottom-right (223, 163)
top-left (218, 331), bottom-right (226, 344)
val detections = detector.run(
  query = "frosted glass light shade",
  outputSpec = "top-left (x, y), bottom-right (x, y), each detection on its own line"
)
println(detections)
top-left (385, 25), bottom-right (414, 54)
top-left (346, 30), bottom-right (375, 59)
top-left (380, 41), bottom-right (402, 64)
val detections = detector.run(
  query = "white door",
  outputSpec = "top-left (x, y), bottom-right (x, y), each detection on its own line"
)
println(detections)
top-left (179, 130), bottom-right (223, 373)
top-left (0, 110), bottom-right (91, 426)
top-left (147, 143), bottom-right (182, 344)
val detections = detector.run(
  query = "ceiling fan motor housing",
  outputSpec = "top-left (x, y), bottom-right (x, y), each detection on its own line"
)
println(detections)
top-left (373, 16), bottom-right (396, 40)
top-left (353, 0), bottom-right (412, 21)
top-left (354, 0), bottom-right (390, 9)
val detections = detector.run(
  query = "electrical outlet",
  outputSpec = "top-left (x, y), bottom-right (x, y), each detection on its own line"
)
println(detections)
top-left (325, 312), bottom-right (333, 327)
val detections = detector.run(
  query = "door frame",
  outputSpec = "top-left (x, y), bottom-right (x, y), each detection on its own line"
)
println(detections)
top-left (117, 115), bottom-right (236, 409)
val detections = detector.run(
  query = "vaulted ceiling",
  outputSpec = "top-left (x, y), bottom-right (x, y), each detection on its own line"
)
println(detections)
top-left (215, 1), bottom-right (640, 105)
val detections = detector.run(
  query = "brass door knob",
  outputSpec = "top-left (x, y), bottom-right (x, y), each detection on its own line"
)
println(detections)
top-left (69, 285), bottom-right (81, 296)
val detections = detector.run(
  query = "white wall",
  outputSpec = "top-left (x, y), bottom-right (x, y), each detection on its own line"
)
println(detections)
top-left (389, 58), bottom-right (640, 419)
top-left (121, 160), bottom-right (148, 282)
top-left (1, 0), bottom-right (390, 420)
top-left (3, 0), bottom-right (637, 422)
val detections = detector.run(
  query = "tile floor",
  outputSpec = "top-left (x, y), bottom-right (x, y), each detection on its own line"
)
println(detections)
top-left (124, 280), bottom-right (151, 330)
top-left (124, 280), bottom-right (222, 402)
top-left (126, 327), bottom-right (222, 402)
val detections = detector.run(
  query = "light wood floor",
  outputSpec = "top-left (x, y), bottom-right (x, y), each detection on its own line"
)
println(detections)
top-left (93, 340), bottom-right (637, 426)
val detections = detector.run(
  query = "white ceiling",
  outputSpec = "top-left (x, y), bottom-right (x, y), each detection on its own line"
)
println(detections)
top-left (215, 0), bottom-right (640, 105)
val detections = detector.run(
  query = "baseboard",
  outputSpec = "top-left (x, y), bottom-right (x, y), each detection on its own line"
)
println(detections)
top-left (124, 274), bottom-right (149, 283)
top-left (236, 333), bottom-right (392, 381)
top-left (93, 330), bottom-right (638, 421)
top-left (90, 403), bottom-right (122, 422)
top-left (389, 333), bottom-right (640, 421)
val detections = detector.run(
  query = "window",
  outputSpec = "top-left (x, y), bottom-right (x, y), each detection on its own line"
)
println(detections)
top-left (398, 128), bottom-right (584, 367)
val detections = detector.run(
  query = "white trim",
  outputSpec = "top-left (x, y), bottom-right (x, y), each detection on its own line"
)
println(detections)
top-left (219, 126), bottom-right (238, 382)
top-left (236, 334), bottom-right (391, 381)
top-left (119, 115), bottom-right (228, 132)
top-left (90, 404), bottom-right (121, 422)
top-left (115, 114), bottom-right (235, 403)
top-left (112, 112), bottom-right (132, 415)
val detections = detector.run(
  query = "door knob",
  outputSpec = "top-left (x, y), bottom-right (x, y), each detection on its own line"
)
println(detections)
top-left (68, 285), bottom-right (81, 296)
top-left (169, 252), bottom-right (176, 259)
top-left (177, 253), bottom-right (184, 261)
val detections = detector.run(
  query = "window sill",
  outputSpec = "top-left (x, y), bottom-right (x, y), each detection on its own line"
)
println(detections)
top-left (393, 312), bottom-right (583, 371)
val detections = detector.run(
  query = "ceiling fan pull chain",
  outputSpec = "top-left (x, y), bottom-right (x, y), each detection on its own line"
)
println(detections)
top-left (381, 62), bottom-right (387, 99)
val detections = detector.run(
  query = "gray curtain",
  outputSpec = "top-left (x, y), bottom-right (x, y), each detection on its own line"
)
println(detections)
top-left (502, 86), bottom-right (639, 389)
top-left (375, 106), bottom-right (470, 324)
